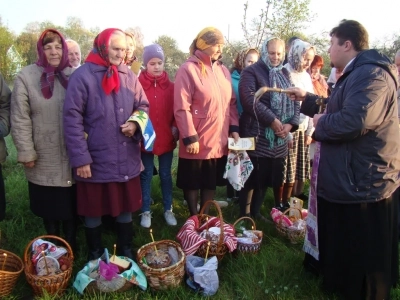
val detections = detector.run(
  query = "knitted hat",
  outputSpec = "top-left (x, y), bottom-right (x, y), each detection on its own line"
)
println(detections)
top-left (143, 44), bottom-right (164, 66)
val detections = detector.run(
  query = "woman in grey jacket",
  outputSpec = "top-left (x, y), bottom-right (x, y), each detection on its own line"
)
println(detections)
top-left (11, 29), bottom-right (77, 251)
top-left (0, 72), bottom-right (11, 221)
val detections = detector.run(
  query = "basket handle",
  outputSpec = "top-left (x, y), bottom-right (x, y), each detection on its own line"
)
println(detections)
top-left (233, 216), bottom-right (256, 230)
top-left (278, 207), bottom-right (303, 225)
top-left (199, 200), bottom-right (225, 247)
top-left (23, 235), bottom-right (74, 264)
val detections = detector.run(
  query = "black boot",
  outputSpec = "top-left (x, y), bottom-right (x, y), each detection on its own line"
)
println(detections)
top-left (43, 219), bottom-right (61, 245)
top-left (85, 225), bottom-right (103, 261)
top-left (43, 219), bottom-right (60, 236)
top-left (116, 221), bottom-right (133, 259)
top-left (62, 219), bottom-right (77, 256)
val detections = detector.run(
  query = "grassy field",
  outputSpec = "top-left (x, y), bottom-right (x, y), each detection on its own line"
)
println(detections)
top-left (0, 135), bottom-right (399, 300)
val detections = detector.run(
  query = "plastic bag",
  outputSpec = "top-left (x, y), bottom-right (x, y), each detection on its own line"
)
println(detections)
top-left (186, 255), bottom-right (219, 296)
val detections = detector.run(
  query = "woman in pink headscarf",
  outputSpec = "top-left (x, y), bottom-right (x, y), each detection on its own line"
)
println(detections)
top-left (11, 29), bottom-right (77, 252)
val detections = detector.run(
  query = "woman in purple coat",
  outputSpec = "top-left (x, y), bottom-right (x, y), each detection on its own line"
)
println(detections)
top-left (63, 28), bottom-right (149, 260)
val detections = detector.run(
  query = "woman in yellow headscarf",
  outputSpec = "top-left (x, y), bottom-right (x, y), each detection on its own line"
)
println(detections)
top-left (174, 27), bottom-right (240, 215)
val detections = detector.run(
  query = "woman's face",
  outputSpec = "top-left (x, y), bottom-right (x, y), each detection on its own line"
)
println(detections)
top-left (311, 66), bottom-right (320, 76)
top-left (244, 52), bottom-right (258, 68)
top-left (267, 40), bottom-right (284, 67)
top-left (302, 48), bottom-right (315, 71)
top-left (202, 44), bottom-right (224, 60)
top-left (108, 33), bottom-right (127, 66)
top-left (146, 58), bottom-right (164, 77)
top-left (44, 41), bottom-right (63, 67)
top-left (125, 35), bottom-right (135, 60)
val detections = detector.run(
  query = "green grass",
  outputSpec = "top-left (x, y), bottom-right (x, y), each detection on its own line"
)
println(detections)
top-left (0, 135), bottom-right (397, 299)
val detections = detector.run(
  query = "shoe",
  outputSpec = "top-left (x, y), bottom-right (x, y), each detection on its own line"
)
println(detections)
top-left (164, 210), bottom-right (177, 226)
top-left (275, 202), bottom-right (290, 212)
top-left (140, 211), bottom-right (152, 228)
top-left (296, 193), bottom-right (309, 201)
top-left (215, 200), bottom-right (228, 208)
top-left (254, 213), bottom-right (273, 224)
top-left (226, 197), bottom-right (232, 202)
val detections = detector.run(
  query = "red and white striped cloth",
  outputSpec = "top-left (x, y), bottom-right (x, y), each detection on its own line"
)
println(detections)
top-left (176, 216), bottom-right (237, 256)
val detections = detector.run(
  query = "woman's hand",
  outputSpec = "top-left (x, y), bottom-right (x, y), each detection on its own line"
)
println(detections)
top-left (271, 118), bottom-right (283, 133)
top-left (230, 132), bottom-right (240, 143)
top-left (186, 142), bottom-right (200, 155)
top-left (305, 135), bottom-right (313, 146)
top-left (23, 161), bottom-right (35, 168)
top-left (275, 124), bottom-right (292, 139)
top-left (77, 164), bottom-right (92, 178)
top-left (288, 140), bottom-right (294, 149)
top-left (121, 122), bottom-right (137, 137)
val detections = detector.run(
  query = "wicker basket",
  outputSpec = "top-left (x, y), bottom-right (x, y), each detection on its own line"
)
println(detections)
top-left (0, 249), bottom-right (24, 297)
top-left (137, 240), bottom-right (185, 290)
top-left (275, 208), bottom-right (306, 244)
top-left (233, 217), bottom-right (262, 254)
top-left (24, 235), bottom-right (74, 296)
top-left (196, 200), bottom-right (228, 261)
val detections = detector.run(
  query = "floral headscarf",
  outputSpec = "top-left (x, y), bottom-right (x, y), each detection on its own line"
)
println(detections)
top-left (85, 28), bottom-right (124, 95)
top-left (261, 37), bottom-right (295, 149)
top-left (36, 29), bottom-right (69, 99)
top-left (287, 39), bottom-right (316, 72)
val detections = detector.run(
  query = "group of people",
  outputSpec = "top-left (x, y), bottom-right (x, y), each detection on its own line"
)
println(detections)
top-left (0, 19), bottom-right (399, 299)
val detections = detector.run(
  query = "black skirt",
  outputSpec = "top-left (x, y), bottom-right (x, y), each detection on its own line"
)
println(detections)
top-left (246, 156), bottom-right (285, 189)
top-left (29, 182), bottom-right (77, 220)
top-left (176, 157), bottom-right (226, 190)
top-left (313, 195), bottom-right (398, 299)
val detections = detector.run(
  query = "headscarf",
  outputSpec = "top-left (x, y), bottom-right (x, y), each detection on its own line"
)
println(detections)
top-left (36, 29), bottom-right (69, 99)
top-left (261, 37), bottom-right (295, 149)
top-left (189, 27), bottom-right (224, 76)
top-left (287, 39), bottom-right (316, 72)
top-left (234, 48), bottom-right (260, 73)
top-left (86, 28), bottom-right (124, 95)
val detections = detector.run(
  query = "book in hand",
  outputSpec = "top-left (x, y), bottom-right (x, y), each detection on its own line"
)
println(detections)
top-left (228, 137), bottom-right (255, 150)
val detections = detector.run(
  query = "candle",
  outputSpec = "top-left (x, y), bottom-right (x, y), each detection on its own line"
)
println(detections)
top-left (206, 217), bottom-right (209, 232)
top-left (150, 229), bottom-right (158, 255)
top-left (204, 242), bottom-right (211, 263)
top-left (41, 251), bottom-right (49, 275)
top-left (113, 244), bottom-right (116, 261)
top-left (252, 225), bottom-right (254, 231)
top-left (1, 253), bottom-right (7, 270)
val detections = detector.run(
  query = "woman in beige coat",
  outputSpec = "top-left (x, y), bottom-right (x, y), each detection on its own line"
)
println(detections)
top-left (11, 29), bottom-right (77, 252)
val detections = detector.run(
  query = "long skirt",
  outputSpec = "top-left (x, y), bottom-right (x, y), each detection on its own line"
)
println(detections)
top-left (29, 182), bottom-right (77, 220)
top-left (77, 176), bottom-right (142, 217)
top-left (316, 196), bottom-right (398, 299)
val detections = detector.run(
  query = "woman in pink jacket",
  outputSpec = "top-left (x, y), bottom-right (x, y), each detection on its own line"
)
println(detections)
top-left (174, 27), bottom-right (240, 216)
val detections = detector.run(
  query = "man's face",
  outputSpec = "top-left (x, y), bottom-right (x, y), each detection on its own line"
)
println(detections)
top-left (67, 44), bottom-right (81, 67)
top-left (328, 35), bottom-right (346, 70)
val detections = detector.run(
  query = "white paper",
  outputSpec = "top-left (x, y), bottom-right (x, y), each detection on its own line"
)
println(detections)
top-left (228, 137), bottom-right (255, 150)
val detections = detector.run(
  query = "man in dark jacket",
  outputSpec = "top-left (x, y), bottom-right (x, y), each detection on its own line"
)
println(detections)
top-left (287, 20), bottom-right (399, 299)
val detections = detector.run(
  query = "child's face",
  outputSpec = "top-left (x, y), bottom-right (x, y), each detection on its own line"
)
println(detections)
top-left (146, 58), bottom-right (164, 77)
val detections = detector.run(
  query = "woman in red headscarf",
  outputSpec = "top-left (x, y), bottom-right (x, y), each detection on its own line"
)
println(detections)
top-left (64, 28), bottom-right (150, 260)
top-left (11, 29), bottom-right (77, 252)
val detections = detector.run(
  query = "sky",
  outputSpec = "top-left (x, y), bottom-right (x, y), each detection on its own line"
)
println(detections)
top-left (1, 0), bottom-right (398, 52)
